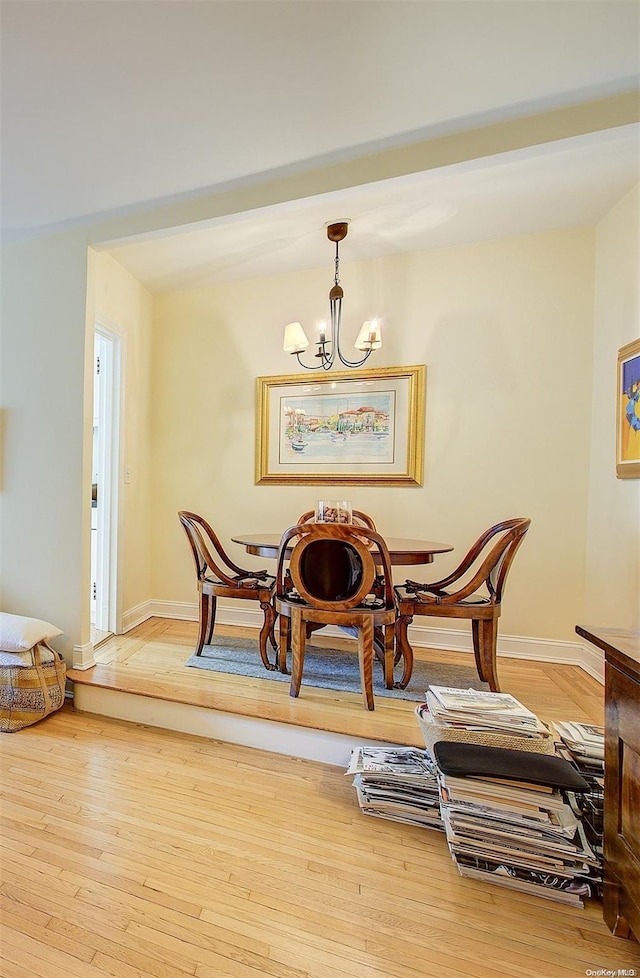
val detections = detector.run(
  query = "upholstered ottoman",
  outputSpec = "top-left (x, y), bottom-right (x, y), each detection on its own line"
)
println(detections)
top-left (0, 613), bottom-right (66, 732)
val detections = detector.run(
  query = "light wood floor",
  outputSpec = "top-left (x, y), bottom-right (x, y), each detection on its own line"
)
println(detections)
top-left (2, 702), bottom-right (640, 977)
top-left (70, 617), bottom-right (607, 748)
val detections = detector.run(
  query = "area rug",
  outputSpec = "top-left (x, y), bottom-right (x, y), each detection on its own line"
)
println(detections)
top-left (184, 634), bottom-right (488, 701)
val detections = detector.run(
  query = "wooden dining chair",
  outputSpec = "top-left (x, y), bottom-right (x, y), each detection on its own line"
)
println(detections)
top-left (178, 511), bottom-right (278, 670)
top-left (284, 510), bottom-right (389, 670)
top-left (394, 518), bottom-right (531, 692)
top-left (275, 522), bottom-right (396, 710)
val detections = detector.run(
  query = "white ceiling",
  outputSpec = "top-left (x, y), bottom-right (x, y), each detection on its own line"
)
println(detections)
top-left (2, 0), bottom-right (639, 236)
top-left (102, 126), bottom-right (640, 291)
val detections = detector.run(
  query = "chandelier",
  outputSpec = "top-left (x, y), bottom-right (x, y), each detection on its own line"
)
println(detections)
top-left (283, 221), bottom-right (382, 370)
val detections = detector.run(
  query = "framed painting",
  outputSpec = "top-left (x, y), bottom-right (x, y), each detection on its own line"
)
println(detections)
top-left (617, 338), bottom-right (640, 479)
top-left (255, 364), bottom-right (426, 486)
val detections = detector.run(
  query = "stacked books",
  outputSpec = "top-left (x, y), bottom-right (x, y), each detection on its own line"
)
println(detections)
top-left (433, 741), bottom-right (600, 906)
top-left (346, 746), bottom-right (442, 830)
top-left (416, 686), bottom-right (554, 753)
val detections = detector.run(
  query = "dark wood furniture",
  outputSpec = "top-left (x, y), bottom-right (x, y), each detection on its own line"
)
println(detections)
top-left (394, 518), bottom-right (531, 691)
top-left (576, 624), bottom-right (640, 942)
top-left (178, 511), bottom-right (278, 670)
top-left (275, 522), bottom-right (397, 711)
top-left (232, 532), bottom-right (453, 566)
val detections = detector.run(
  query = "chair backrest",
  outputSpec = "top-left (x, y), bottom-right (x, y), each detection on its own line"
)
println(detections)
top-left (422, 518), bottom-right (531, 605)
top-left (276, 522), bottom-right (393, 612)
top-left (296, 509), bottom-right (377, 530)
top-left (178, 510), bottom-right (251, 586)
top-left (484, 518), bottom-right (531, 602)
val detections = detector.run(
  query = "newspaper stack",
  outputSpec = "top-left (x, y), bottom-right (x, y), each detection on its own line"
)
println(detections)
top-left (433, 741), bottom-right (599, 907)
top-left (346, 746), bottom-right (443, 831)
top-left (553, 720), bottom-right (605, 775)
top-left (420, 686), bottom-right (551, 740)
top-left (553, 720), bottom-right (605, 892)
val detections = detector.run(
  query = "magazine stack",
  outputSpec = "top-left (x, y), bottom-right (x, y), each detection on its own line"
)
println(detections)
top-left (432, 740), bottom-right (601, 906)
top-left (553, 720), bottom-right (605, 890)
top-left (553, 720), bottom-right (605, 777)
top-left (415, 686), bottom-right (555, 754)
top-left (346, 746), bottom-right (442, 831)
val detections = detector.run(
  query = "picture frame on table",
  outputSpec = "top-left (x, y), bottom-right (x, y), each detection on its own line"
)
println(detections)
top-left (616, 338), bottom-right (640, 479)
top-left (255, 364), bottom-right (426, 486)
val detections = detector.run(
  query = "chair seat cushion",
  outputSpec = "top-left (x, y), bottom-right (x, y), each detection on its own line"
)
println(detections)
top-left (394, 585), bottom-right (492, 607)
top-left (203, 574), bottom-right (275, 589)
top-left (282, 588), bottom-right (386, 610)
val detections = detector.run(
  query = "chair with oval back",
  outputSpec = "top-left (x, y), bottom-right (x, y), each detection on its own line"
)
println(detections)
top-left (293, 510), bottom-right (385, 651)
top-left (275, 521), bottom-right (396, 710)
top-left (394, 518), bottom-right (531, 692)
top-left (178, 511), bottom-right (278, 670)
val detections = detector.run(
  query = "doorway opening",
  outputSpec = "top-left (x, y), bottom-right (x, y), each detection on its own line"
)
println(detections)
top-left (91, 322), bottom-right (123, 645)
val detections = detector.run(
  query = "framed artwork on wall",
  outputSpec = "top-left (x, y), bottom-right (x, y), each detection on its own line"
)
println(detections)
top-left (255, 364), bottom-right (426, 486)
top-left (616, 338), bottom-right (640, 479)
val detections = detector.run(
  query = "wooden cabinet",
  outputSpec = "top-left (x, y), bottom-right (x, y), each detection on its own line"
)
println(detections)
top-left (577, 626), bottom-right (640, 941)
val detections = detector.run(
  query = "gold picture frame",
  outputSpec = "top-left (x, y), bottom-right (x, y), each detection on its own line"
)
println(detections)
top-left (255, 364), bottom-right (426, 486)
top-left (616, 338), bottom-right (640, 479)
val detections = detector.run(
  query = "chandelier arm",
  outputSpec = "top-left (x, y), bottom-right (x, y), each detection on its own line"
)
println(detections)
top-left (336, 349), bottom-right (374, 368)
top-left (331, 293), bottom-right (373, 368)
top-left (294, 352), bottom-right (328, 371)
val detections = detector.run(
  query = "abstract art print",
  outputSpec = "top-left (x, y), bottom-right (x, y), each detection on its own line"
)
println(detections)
top-left (617, 338), bottom-right (640, 479)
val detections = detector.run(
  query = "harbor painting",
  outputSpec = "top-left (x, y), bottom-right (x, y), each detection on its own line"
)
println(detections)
top-left (280, 389), bottom-right (395, 464)
top-left (256, 365), bottom-right (426, 486)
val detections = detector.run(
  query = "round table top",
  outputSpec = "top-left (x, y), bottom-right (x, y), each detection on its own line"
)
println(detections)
top-left (231, 532), bottom-right (454, 566)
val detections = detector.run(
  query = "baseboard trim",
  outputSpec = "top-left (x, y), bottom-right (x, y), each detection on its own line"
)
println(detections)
top-left (72, 641), bottom-right (96, 670)
top-left (575, 640), bottom-right (605, 684)
top-left (124, 599), bottom-right (604, 684)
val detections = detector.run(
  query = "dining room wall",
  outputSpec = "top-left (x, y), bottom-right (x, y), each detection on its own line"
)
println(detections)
top-left (584, 184), bottom-right (640, 630)
top-left (150, 225), bottom-right (596, 654)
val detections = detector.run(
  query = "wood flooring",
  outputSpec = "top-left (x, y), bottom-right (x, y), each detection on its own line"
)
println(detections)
top-left (71, 617), bottom-right (607, 747)
top-left (4, 618), bottom-right (639, 977)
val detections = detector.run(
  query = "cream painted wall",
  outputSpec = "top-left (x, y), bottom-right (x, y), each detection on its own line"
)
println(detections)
top-left (584, 185), bottom-right (640, 627)
top-left (1, 231), bottom-right (90, 659)
top-left (91, 251), bottom-right (154, 621)
top-left (151, 227), bottom-right (595, 644)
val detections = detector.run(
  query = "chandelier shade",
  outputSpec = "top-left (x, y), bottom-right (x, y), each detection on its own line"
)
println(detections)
top-left (282, 221), bottom-right (382, 371)
top-left (283, 322), bottom-right (309, 354)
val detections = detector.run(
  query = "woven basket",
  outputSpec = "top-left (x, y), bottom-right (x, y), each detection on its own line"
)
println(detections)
top-left (0, 642), bottom-right (66, 732)
top-left (415, 705), bottom-right (555, 756)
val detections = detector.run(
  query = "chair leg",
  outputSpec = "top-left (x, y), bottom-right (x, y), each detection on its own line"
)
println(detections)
top-left (357, 618), bottom-right (375, 711)
top-left (258, 600), bottom-right (277, 671)
top-left (472, 617), bottom-right (500, 692)
top-left (205, 595), bottom-right (216, 646)
top-left (289, 609), bottom-right (306, 699)
top-left (383, 623), bottom-right (395, 689)
top-left (269, 613), bottom-right (278, 651)
top-left (277, 615), bottom-right (290, 673)
top-left (196, 593), bottom-right (211, 656)
top-left (394, 612), bottom-right (415, 689)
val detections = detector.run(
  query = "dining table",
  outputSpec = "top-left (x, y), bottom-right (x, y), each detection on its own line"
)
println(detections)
top-left (231, 532), bottom-right (454, 566)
